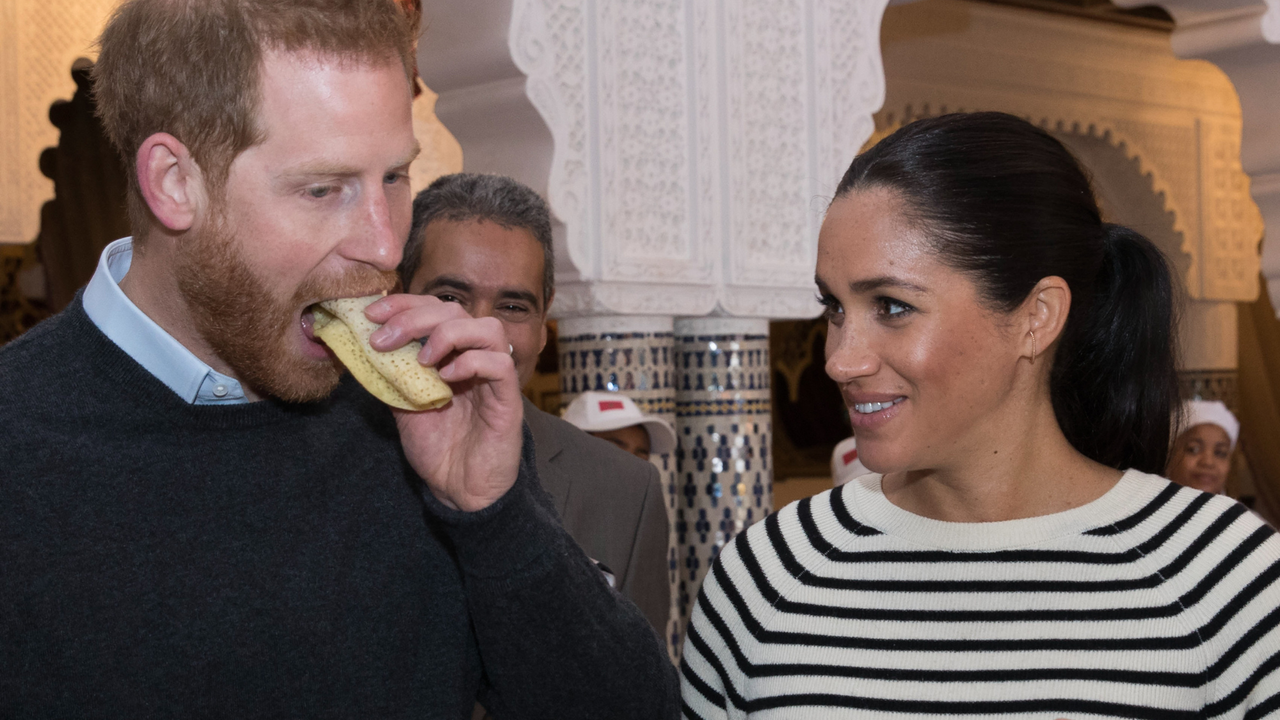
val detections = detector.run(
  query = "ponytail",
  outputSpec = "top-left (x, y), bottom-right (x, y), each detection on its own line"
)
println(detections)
top-left (1050, 225), bottom-right (1180, 474)
top-left (836, 112), bottom-right (1180, 473)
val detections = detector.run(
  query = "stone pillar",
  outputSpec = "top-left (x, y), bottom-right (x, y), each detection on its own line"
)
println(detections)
top-left (672, 317), bottom-right (772, 654)
top-left (555, 315), bottom-right (681, 661)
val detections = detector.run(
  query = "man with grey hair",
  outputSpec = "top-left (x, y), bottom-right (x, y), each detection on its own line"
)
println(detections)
top-left (401, 173), bottom-right (671, 639)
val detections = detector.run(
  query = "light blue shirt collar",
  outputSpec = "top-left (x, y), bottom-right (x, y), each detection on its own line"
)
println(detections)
top-left (83, 237), bottom-right (248, 405)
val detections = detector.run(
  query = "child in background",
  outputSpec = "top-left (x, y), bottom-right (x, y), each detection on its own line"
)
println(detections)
top-left (1166, 399), bottom-right (1239, 496)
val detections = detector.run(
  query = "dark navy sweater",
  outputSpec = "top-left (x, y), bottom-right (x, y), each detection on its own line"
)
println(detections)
top-left (0, 298), bottom-right (679, 719)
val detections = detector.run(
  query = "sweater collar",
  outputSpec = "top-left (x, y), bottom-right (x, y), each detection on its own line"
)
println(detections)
top-left (842, 469), bottom-right (1167, 551)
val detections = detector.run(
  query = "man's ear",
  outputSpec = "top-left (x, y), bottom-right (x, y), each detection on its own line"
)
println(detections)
top-left (136, 133), bottom-right (206, 232)
top-left (1022, 276), bottom-right (1071, 360)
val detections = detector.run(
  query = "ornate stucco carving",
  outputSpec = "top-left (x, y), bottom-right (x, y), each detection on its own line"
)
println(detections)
top-left (409, 87), bottom-right (465, 194)
top-left (1113, 0), bottom-right (1280, 311)
top-left (420, 0), bottom-right (890, 320)
top-left (877, 0), bottom-right (1263, 302)
top-left (0, 0), bottom-right (119, 248)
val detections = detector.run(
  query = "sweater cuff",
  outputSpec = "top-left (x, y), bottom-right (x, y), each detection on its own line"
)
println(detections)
top-left (420, 423), bottom-right (559, 578)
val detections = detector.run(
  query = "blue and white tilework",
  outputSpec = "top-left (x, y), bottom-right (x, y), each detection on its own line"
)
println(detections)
top-left (556, 316), bottom-right (681, 662)
top-left (672, 317), bottom-right (772, 647)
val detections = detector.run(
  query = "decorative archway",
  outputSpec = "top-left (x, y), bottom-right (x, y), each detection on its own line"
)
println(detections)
top-left (875, 0), bottom-right (1264, 306)
top-left (1114, 0), bottom-right (1280, 312)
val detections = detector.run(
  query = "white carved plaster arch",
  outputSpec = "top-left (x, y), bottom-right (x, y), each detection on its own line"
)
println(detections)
top-left (1114, 0), bottom-right (1280, 313)
top-left (873, 103), bottom-right (1201, 295)
top-left (418, 0), bottom-right (892, 321)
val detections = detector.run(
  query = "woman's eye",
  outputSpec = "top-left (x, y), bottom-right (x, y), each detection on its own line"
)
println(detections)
top-left (876, 297), bottom-right (914, 319)
top-left (816, 294), bottom-right (842, 322)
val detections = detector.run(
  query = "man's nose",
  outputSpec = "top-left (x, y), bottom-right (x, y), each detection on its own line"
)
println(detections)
top-left (344, 186), bottom-right (404, 272)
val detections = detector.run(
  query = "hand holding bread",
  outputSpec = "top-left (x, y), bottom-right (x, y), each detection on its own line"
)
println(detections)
top-left (358, 293), bottom-right (524, 512)
top-left (311, 295), bottom-right (452, 411)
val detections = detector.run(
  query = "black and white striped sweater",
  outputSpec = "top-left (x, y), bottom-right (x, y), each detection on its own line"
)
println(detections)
top-left (681, 470), bottom-right (1280, 719)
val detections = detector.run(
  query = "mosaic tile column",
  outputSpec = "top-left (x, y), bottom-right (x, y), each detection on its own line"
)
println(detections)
top-left (556, 315), bottom-right (680, 662)
top-left (673, 317), bottom-right (772, 654)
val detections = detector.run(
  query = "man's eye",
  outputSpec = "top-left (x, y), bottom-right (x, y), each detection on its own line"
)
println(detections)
top-left (384, 171), bottom-right (407, 185)
top-left (307, 185), bottom-right (335, 199)
top-left (436, 294), bottom-right (461, 304)
top-left (500, 304), bottom-right (529, 314)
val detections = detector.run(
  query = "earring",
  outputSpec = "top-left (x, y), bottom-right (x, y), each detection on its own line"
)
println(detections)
top-left (1028, 330), bottom-right (1037, 365)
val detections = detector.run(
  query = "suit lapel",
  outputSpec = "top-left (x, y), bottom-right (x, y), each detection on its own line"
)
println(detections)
top-left (522, 396), bottom-right (570, 518)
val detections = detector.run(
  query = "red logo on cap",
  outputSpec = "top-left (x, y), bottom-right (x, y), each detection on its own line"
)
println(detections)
top-left (842, 449), bottom-right (859, 465)
top-left (599, 400), bottom-right (625, 412)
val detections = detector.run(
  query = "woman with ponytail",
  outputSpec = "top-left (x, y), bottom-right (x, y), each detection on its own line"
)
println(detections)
top-left (680, 112), bottom-right (1280, 719)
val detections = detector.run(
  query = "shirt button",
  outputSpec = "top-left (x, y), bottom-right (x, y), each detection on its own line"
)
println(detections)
top-left (213, 384), bottom-right (228, 398)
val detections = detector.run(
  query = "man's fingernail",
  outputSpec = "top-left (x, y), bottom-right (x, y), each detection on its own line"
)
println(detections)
top-left (420, 339), bottom-right (432, 361)
top-left (370, 327), bottom-right (391, 346)
top-left (438, 363), bottom-right (453, 380)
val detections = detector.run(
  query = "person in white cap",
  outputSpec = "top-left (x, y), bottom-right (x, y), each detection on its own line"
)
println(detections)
top-left (563, 392), bottom-right (677, 462)
top-left (1166, 399), bottom-right (1240, 496)
top-left (830, 435), bottom-right (871, 487)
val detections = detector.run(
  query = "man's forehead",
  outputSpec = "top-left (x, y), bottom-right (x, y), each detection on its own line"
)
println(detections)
top-left (239, 49), bottom-right (415, 170)
top-left (257, 49), bottom-right (411, 114)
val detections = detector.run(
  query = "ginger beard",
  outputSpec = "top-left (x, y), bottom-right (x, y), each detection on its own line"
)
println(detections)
top-left (174, 207), bottom-right (398, 403)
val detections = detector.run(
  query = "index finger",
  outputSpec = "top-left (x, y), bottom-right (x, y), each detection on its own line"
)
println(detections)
top-left (365, 293), bottom-right (471, 352)
top-left (364, 293), bottom-right (452, 323)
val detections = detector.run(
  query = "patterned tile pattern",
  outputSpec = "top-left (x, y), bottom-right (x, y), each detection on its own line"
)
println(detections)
top-left (672, 319), bottom-right (772, 655)
top-left (557, 321), bottom-right (681, 662)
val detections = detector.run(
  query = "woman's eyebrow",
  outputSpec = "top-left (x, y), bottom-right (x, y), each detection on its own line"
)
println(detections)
top-left (847, 276), bottom-right (929, 294)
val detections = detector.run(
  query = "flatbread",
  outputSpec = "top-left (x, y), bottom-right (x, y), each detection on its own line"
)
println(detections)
top-left (311, 295), bottom-right (453, 411)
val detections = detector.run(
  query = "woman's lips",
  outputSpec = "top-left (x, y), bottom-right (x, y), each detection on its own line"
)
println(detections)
top-left (851, 396), bottom-right (906, 414)
top-left (848, 396), bottom-right (905, 431)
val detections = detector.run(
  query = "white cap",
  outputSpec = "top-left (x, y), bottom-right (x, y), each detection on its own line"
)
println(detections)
top-left (562, 391), bottom-right (677, 455)
top-left (1181, 399), bottom-right (1240, 449)
top-left (831, 436), bottom-right (870, 487)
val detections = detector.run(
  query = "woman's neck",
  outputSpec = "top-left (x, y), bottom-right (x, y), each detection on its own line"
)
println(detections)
top-left (880, 391), bottom-right (1122, 523)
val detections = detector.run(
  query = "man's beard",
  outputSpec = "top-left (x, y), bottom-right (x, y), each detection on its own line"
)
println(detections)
top-left (174, 211), bottom-right (398, 403)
